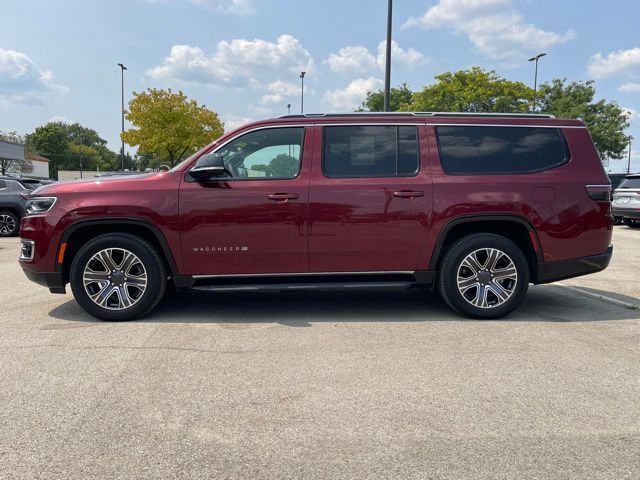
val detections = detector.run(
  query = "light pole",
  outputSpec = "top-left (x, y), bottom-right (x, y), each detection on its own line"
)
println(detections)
top-left (117, 63), bottom-right (127, 171)
top-left (383, 0), bottom-right (393, 112)
top-left (628, 138), bottom-right (633, 174)
top-left (528, 53), bottom-right (546, 111)
top-left (287, 103), bottom-right (291, 114)
top-left (299, 72), bottom-right (306, 113)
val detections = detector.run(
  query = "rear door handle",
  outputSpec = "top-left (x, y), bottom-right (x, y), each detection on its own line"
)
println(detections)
top-left (393, 190), bottom-right (424, 199)
top-left (268, 193), bottom-right (299, 201)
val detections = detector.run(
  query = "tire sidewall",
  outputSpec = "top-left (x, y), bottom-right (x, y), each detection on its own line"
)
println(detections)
top-left (70, 234), bottom-right (166, 321)
top-left (439, 234), bottom-right (530, 319)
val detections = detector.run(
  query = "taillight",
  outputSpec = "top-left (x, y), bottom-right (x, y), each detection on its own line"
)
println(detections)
top-left (585, 185), bottom-right (611, 201)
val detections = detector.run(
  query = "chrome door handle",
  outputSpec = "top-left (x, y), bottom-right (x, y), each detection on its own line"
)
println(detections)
top-left (393, 190), bottom-right (424, 198)
top-left (267, 193), bottom-right (299, 201)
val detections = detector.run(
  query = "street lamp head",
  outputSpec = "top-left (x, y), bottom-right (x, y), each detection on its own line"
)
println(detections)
top-left (117, 63), bottom-right (127, 70)
top-left (528, 53), bottom-right (547, 62)
top-left (299, 71), bottom-right (306, 79)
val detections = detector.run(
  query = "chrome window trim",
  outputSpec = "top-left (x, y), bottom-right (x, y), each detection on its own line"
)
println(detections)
top-left (319, 122), bottom-right (585, 129)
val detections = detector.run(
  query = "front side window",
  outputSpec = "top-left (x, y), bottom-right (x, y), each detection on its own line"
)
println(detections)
top-left (215, 127), bottom-right (304, 180)
top-left (323, 126), bottom-right (419, 178)
top-left (436, 126), bottom-right (569, 175)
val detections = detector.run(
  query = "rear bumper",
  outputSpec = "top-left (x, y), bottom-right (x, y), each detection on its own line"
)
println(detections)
top-left (612, 207), bottom-right (640, 219)
top-left (535, 246), bottom-right (613, 284)
top-left (21, 268), bottom-right (66, 294)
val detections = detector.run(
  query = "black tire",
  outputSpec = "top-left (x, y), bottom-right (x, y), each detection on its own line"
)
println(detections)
top-left (0, 210), bottom-right (19, 237)
top-left (623, 218), bottom-right (640, 229)
top-left (437, 233), bottom-right (530, 319)
top-left (70, 233), bottom-right (167, 321)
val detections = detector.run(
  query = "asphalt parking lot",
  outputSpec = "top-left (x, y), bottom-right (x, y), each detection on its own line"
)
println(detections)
top-left (1, 227), bottom-right (639, 479)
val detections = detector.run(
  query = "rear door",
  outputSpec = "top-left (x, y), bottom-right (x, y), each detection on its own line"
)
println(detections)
top-left (308, 123), bottom-right (432, 272)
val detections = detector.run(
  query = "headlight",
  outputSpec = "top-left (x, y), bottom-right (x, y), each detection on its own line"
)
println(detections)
top-left (26, 197), bottom-right (57, 215)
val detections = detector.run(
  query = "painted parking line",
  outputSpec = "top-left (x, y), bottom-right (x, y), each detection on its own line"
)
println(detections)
top-left (556, 283), bottom-right (640, 310)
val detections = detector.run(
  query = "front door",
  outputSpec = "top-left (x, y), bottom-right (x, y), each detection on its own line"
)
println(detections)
top-left (179, 126), bottom-right (312, 275)
top-left (308, 124), bottom-right (432, 272)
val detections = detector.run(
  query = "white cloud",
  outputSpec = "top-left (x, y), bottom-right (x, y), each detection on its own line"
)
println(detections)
top-left (48, 115), bottom-right (72, 124)
top-left (325, 41), bottom-right (427, 74)
top-left (221, 114), bottom-right (255, 132)
top-left (619, 82), bottom-right (640, 93)
top-left (261, 80), bottom-right (302, 104)
top-left (402, 0), bottom-right (574, 62)
top-left (146, 0), bottom-right (255, 15)
top-left (323, 77), bottom-right (383, 110)
top-left (588, 48), bottom-right (640, 79)
top-left (0, 48), bottom-right (68, 104)
top-left (147, 35), bottom-right (314, 86)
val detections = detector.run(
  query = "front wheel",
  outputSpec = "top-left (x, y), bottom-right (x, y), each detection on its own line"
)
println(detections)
top-left (70, 233), bottom-right (167, 320)
top-left (0, 211), bottom-right (19, 237)
top-left (438, 233), bottom-right (530, 319)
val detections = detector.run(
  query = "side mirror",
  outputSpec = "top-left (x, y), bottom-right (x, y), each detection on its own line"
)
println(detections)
top-left (190, 153), bottom-right (225, 180)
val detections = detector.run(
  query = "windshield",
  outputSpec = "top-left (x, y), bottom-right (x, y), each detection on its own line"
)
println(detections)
top-left (619, 178), bottom-right (640, 189)
top-left (23, 181), bottom-right (42, 190)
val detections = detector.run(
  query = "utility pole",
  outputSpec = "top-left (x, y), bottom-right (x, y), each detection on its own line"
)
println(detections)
top-left (628, 138), bottom-right (632, 174)
top-left (528, 53), bottom-right (546, 111)
top-left (299, 72), bottom-right (306, 113)
top-left (117, 63), bottom-right (127, 171)
top-left (383, 0), bottom-right (393, 112)
top-left (287, 103), bottom-right (291, 115)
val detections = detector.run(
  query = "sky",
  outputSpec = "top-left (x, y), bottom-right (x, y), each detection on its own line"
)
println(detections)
top-left (1, 0), bottom-right (639, 173)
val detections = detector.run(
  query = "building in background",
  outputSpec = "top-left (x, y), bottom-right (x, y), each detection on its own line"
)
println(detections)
top-left (0, 141), bottom-right (50, 179)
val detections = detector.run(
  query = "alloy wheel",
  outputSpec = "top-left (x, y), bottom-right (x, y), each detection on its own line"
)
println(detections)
top-left (0, 214), bottom-right (16, 235)
top-left (456, 248), bottom-right (518, 309)
top-left (82, 248), bottom-right (148, 310)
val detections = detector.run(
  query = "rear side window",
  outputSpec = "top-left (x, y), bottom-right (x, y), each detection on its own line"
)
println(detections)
top-left (323, 126), bottom-right (419, 178)
top-left (436, 126), bottom-right (569, 175)
top-left (619, 178), bottom-right (640, 188)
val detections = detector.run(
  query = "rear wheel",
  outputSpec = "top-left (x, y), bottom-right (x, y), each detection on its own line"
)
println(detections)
top-left (438, 233), bottom-right (530, 319)
top-left (623, 218), bottom-right (640, 229)
top-left (0, 211), bottom-right (19, 237)
top-left (70, 233), bottom-right (167, 320)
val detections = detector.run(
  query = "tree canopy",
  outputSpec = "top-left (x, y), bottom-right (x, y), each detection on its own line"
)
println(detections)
top-left (537, 79), bottom-right (630, 160)
top-left (122, 88), bottom-right (224, 167)
top-left (359, 67), bottom-right (631, 160)
top-left (26, 122), bottom-right (120, 177)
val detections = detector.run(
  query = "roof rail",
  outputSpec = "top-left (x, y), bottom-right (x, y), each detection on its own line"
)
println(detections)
top-left (278, 112), bottom-right (556, 119)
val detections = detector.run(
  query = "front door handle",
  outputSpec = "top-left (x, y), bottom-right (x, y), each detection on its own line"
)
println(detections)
top-left (268, 193), bottom-right (299, 202)
top-left (393, 190), bottom-right (424, 199)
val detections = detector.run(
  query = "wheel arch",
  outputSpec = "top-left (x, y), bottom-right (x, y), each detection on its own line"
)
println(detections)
top-left (57, 218), bottom-right (179, 284)
top-left (429, 214), bottom-right (542, 282)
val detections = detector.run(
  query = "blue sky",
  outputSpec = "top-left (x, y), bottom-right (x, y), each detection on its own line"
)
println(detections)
top-left (1, 0), bottom-right (639, 173)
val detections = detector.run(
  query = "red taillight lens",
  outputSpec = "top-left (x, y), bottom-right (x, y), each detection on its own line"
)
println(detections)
top-left (585, 185), bottom-right (611, 201)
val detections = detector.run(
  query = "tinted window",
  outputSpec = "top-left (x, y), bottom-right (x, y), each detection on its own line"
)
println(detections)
top-left (436, 126), bottom-right (569, 175)
top-left (215, 127), bottom-right (304, 180)
top-left (323, 126), bottom-right (419, 178)
top-left (619, 178), bottom-right (640, 189)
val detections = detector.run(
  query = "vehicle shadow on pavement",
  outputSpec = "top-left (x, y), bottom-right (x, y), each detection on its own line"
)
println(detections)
top-left (48, 283), bottom-right (640, 325)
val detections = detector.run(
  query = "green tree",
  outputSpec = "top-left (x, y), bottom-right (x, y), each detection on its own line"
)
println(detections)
top-left (122, 88), bottom-right (224, 167)
top-left (269, 154), bottom-right (298, 178)
top-left (26, 122), bottom-right (120, 177)
top-left (357, 83), bottom-right (414, 112)
top-left (407, 67), bottom-right (533, 113)
top-left (537, 79), bottom-right (630, 160)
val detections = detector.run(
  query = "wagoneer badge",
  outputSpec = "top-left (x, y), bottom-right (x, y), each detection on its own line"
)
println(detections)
top-left (193, 246), bottom-right (248, 253)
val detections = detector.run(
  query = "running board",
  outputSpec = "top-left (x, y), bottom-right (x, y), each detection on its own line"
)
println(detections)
top-left (191, 281), bottom-right (414, 293)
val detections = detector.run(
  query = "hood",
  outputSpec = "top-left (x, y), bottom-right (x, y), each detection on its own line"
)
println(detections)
top-left (31, 172), bottom-right (171, 196)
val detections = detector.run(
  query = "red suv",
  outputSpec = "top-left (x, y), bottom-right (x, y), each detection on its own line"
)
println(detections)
top-left (19, 113), bottom-right (613, 320)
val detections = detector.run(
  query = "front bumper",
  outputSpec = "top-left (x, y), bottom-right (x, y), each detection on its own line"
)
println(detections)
top-left (21, 268), bottom-right (66, 294)
top-left (535, 245), bottom-right (613, 284)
